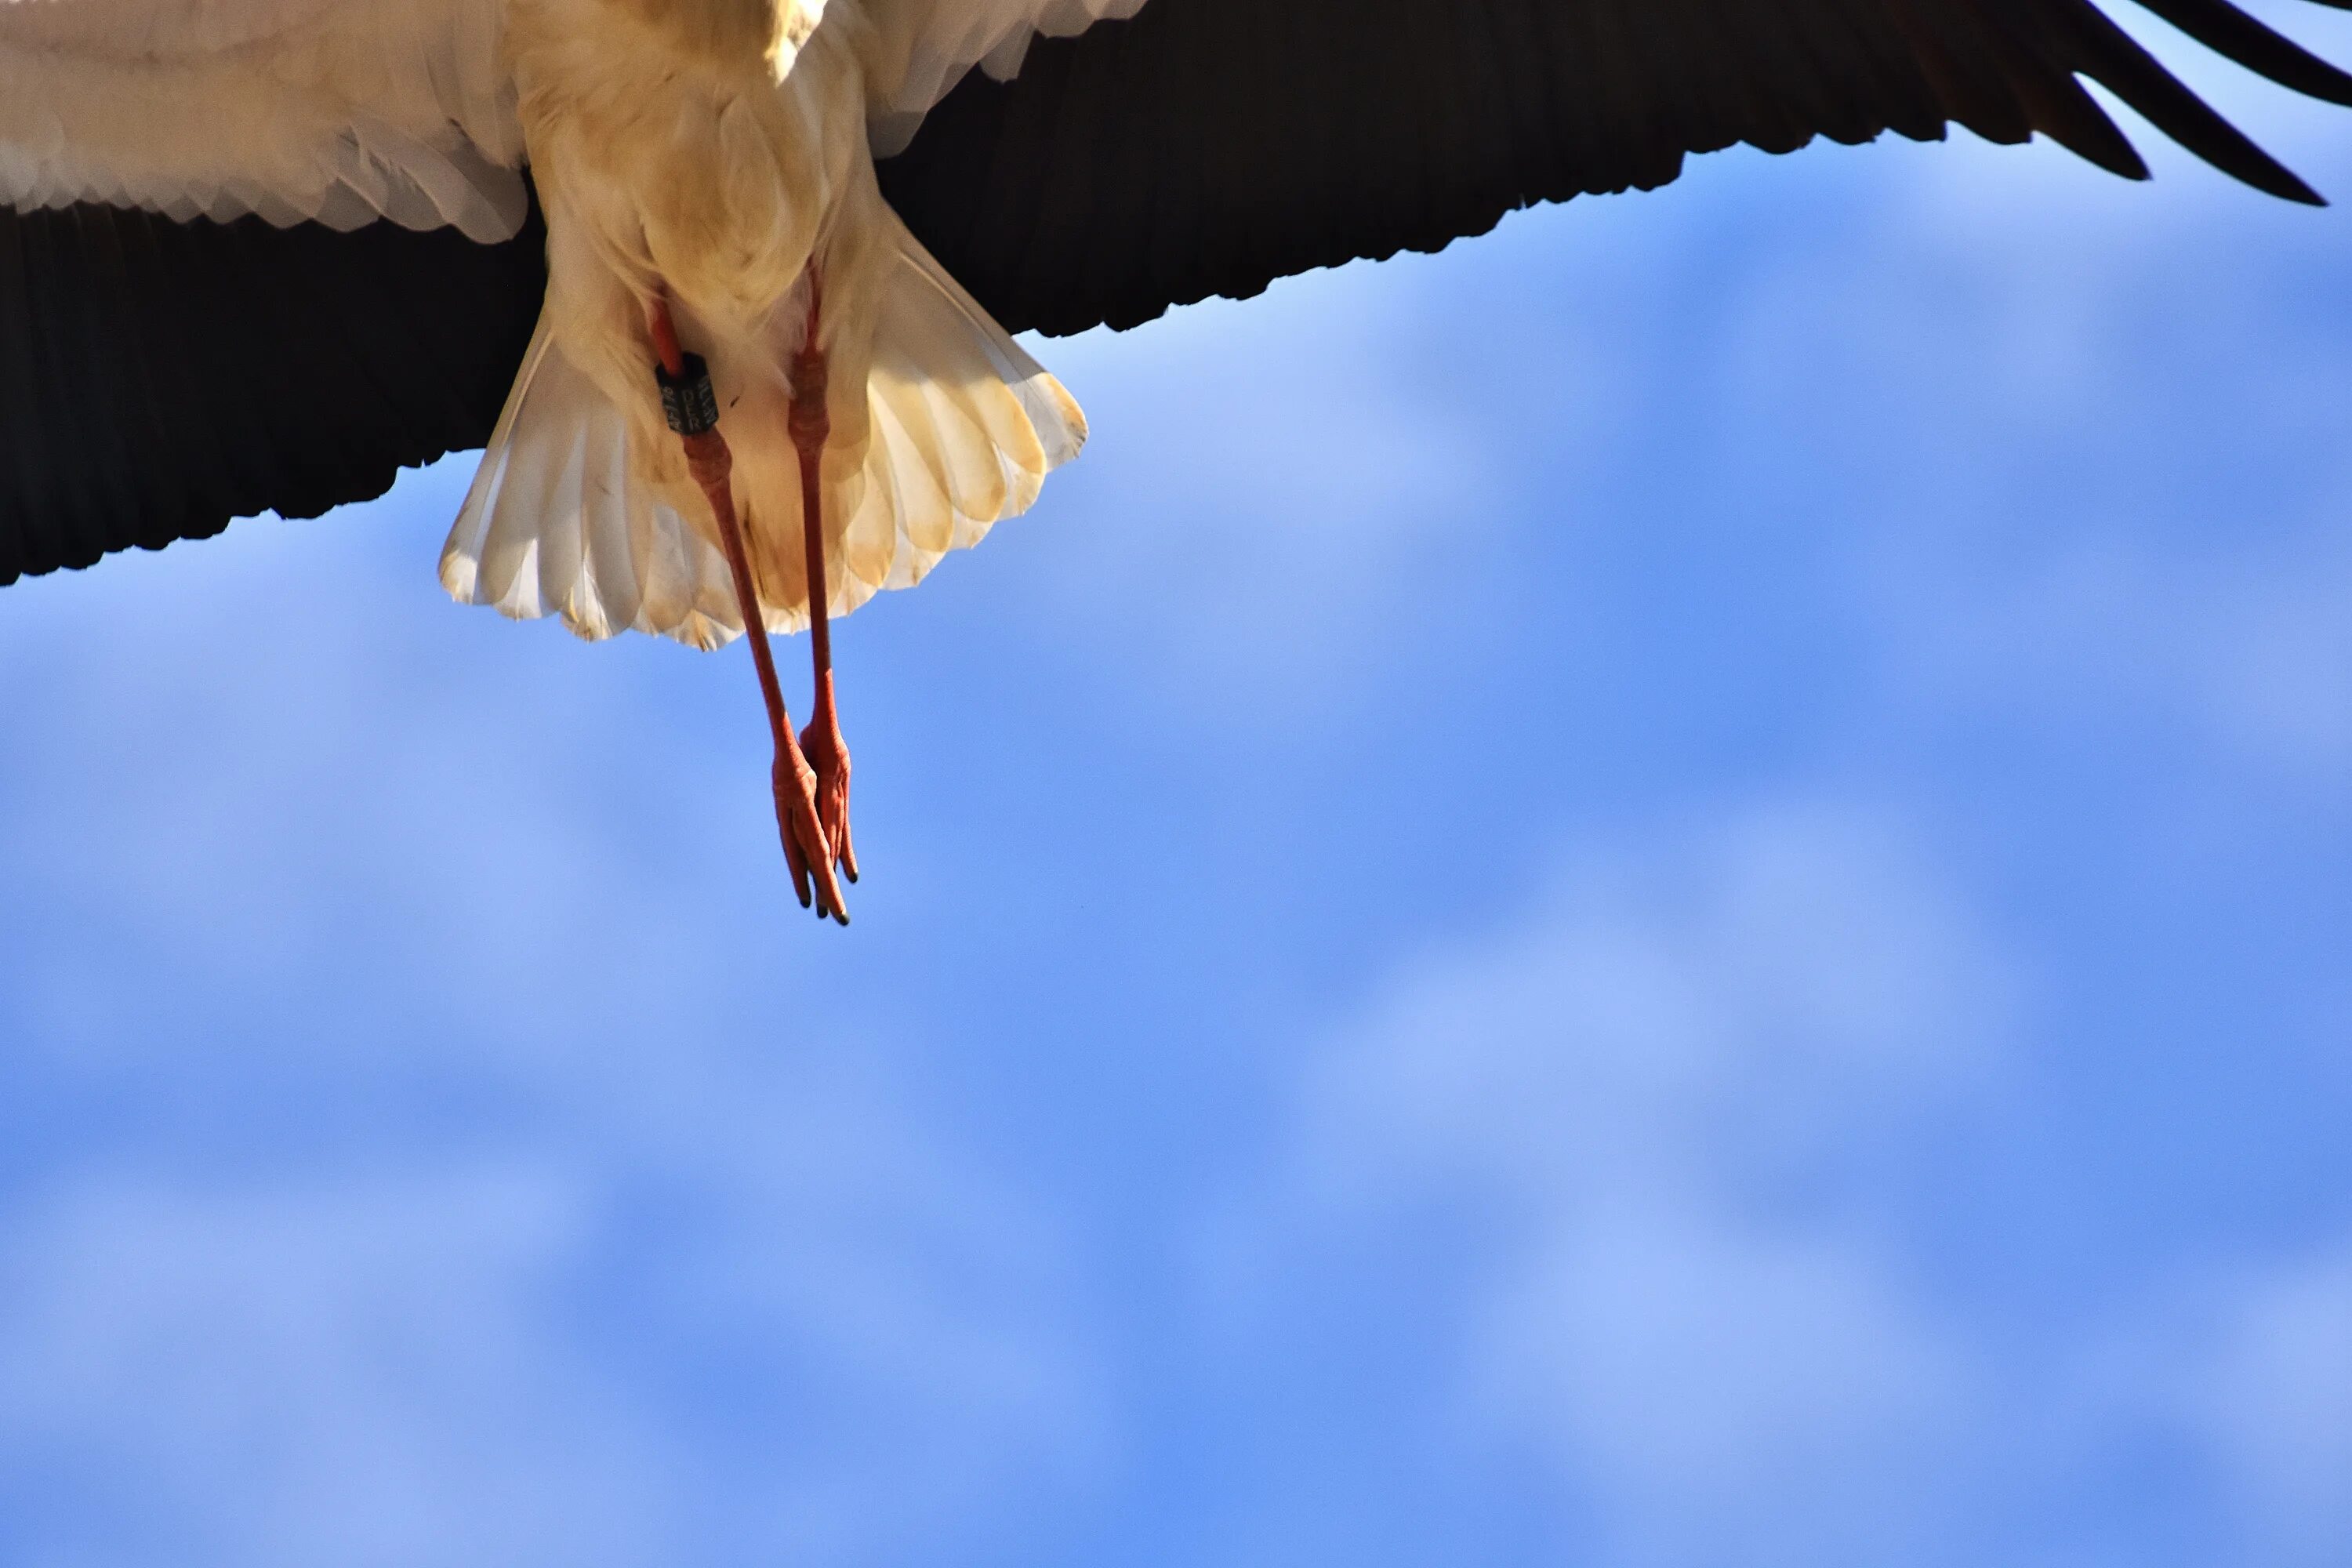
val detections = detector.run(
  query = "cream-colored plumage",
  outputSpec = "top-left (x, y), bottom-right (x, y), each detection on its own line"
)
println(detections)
top-left (0, 0), bottom-right (1135, 644)
top-left (448, 0), bottom-right (1086, 645)
top-left (0, 0), bottom-right (524, 238)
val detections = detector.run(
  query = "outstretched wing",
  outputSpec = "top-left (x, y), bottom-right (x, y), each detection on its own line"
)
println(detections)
top-left (866, 0), bottom-right (1149, 151)
top-left (1, 0), bottom-right (524, 241)
top-left (0, 197), bottom-right (546, 586)
top-left (877, 0), bottom-right (2352, 336)
top-left (0, 0), bottom-right (543, 588)
top-left (11, 0), bottom-right (2352, 586)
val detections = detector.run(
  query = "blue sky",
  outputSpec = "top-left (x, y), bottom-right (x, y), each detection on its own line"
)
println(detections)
top-left (2, 12), bottom-right (2349, 1566)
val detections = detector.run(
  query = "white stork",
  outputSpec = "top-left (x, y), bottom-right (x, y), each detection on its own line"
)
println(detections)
top-left (2, 0), bottom-right (2348, 923)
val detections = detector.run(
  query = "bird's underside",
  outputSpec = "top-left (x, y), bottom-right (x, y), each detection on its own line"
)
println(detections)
top-left (4, 0), bottom-right (2351, 919)
top-left (7, 0), bottom-right (2352, 593)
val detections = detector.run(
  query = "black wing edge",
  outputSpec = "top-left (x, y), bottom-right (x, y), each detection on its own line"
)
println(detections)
top-left (0, 192), bottom-right (546, 587)
top-left (878, 0), bottom-right (2352, 339)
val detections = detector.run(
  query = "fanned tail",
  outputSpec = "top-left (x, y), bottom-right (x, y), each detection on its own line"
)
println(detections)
top-left (440, 218), bottom-right (1086, 647)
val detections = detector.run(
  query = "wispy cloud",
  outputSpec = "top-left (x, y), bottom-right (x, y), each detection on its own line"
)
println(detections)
top-left (1236, 794), bottom-right (2350, 1566)
top-left (2184, 1247), bottom-right (2352, 1563)
top-left (1239, 803), bottom-right (2005, 1563)
top-left (0, 1051), bottom-right (1111, 1568)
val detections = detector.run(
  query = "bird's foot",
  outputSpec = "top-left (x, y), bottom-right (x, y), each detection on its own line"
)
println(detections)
top-left (774, 736), bottom-right (848, 924)
top-left (797, 703), bottom-right (857, 887)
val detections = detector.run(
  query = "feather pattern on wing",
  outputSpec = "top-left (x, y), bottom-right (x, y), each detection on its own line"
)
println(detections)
top-left (0, 0), bottom-right (526, 239)
top-left (864, 0), bottom-right (1149, 152)
top-left (0, 193), bottom-right (546, 587)
top-left (876, 0), bottom-right (2352, 336)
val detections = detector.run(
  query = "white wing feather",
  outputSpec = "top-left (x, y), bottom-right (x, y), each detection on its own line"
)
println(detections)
top-left (0, 0), bottom-right (1142, 234)
top-left (865, 0), bottom-right (1148, 154)
top-left (0, 0), bottom-right (526, 240)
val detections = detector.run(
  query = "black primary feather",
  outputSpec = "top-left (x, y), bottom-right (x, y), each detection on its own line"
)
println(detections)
top-left (880, 0), bottom-right (2352, 334)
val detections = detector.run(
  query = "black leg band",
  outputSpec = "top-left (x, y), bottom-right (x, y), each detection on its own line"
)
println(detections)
top-left (655, 352), bottom-right (720, 436)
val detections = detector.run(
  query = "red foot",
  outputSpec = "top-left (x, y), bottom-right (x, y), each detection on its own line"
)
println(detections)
top-left (773, 738), bottom-right (848, 924)
top-left (798, 701), bottom-right (857, 886)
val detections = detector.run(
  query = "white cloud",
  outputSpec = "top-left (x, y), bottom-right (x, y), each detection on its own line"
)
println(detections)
top-left (0, 1054), bottom-right (1110, 1568)
top-left (1247, 802), bottom-right (2011, 1564)
top-left (1654, 114), bottom-right (2352, 786)
top-left (0, 1163), bottom-right (666, 1568)
top-left (1232, 779), bottom-right (2352, 1565)
top-left (2177, 1247), bottom-right (2352, 1565)
top-left (1472, 1203), bottom-right (1975, 1567)
top-left (1007, 257), bottom-right (1500, 719)
top-left (1298, 804), bottom-right (2013, 1202)
top-left (1872, 532), bottom-right (2352, 779)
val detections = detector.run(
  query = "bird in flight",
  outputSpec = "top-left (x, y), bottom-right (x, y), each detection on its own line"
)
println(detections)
top-left (4, 0), bottom-right (2348, 923)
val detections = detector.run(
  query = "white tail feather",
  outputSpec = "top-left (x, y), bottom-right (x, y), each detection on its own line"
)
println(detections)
top-left (855, 223), bottom-right (1087, 594)
top-left (441, 314), bottom-right (742, 648)
top-left (440, 224), bottom-right (1086, 648)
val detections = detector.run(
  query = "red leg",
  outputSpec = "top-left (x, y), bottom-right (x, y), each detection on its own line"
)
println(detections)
top-left (650, 296), bottom-right (848, 924)
top-left (789, 276), bottom-right (857, 884)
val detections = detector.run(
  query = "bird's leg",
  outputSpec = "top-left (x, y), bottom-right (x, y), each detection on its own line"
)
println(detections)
top-left (789, 273), bottom-right (856, 884)
top-left (649, 296), bottom-right (847, 924)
